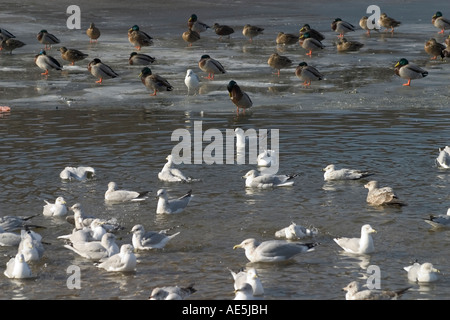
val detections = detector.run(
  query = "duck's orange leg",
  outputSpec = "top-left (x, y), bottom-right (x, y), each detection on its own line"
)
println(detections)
top-left (402, 79), bottom-right (411, 86)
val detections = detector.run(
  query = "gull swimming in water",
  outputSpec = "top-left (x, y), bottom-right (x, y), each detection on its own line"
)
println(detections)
top-left (105, 181), bottom-right (150, 203)
top-left (404, 262), bottom-right (440, 283)
top-left (17, 229), bottom-right (44, 262)
top-left (436, 146), bottom-right (450, 169)
top-left (234, 283), bottom-right (259, 300)
top-left (243, 170), bottom-right (297, 188)
top-left (275, 222), bottom-right (318, 240)
top-left (229, 267), bottom-right (264, 296)
top-left (342, 281), bottom-right (410, 300)
top-left (158, 155), bottom-right (196, 183)
top-left (59, 166), bottom-right (95, 181)
top-left (64, 232), bottom-right (119, 261)
top-left (4, 253), bottom-right (33, 279)
top-left (257, 150), bottom-right (277, 168)
top-left (333, 224), bottom-right (376, 255)
top-left (0, 226), bottom-right (22, 247)
top-left (364, 180), bottom-right (405, 206)
top-left (149, 284), bottom-right (197, 300)
top-left (322, 164), bottom-right (373, 181)
top-left (424, 208), bottom-right (450, 228)
top-left (156, 189), bottom-right (193, 214)
top-left (96, 244), bottom-right (137, 272)
top-left (67, 203), bottom-right (123, 233)
top-left (131, 224), bottom-right (180, 250)
top-left (233, 238), bottom-right (319, 263)
top-left (42, 196), bottom-right (68, 217)
top-left (0, 215), bottom-right (41, 232)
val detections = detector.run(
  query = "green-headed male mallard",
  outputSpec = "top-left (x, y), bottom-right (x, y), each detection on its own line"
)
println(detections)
top-left (299, 24), bottom-right (325, 42)
top-left (128, 25), bottom-right (153, 51)
top-left (267, 52), bottom-right (292, 76)
top-left (432, 12), bottom-right (450, 34)
top-left (188, 14), bottom-right (210, 33)
top-left (86, 23), bottom-right (101, 43)
top-left (34, 49), bottom-right (62, 75)
top-left (128, 52), bottom-right (156, 65)
top-left (299, 32), bottom-right (324, 56)
top-left (139, 67), bottom-right (173, 96)
top-left (198, 54), bottom-right (226, 80)
top-left (36, 30), bottom-right (60, 49)
top-left (424, 38), bottom-right (445, 60)
top-left (394, 58), bottom-right (428, 86)
top-left (59, 46), bottom-right (88, 65)
top-left (182, 28), bottom-right (200, 47)
top-left (276, 32), bottom-right (299, 46)
top-left (0, 38), bottom-right (25, 54)
top-left (336, 37), bottom-right (364, 52)
top-left (331, 18), bottom-right (355, 38)
top-left (242, 24), bottom-right (264, 42)
top-left (378, 13), bottom-right (401, 33)
top-left (88, 58), bottom-right (118, 84)
top-left (212, 23), bottom-right (234, 39)
top-left (295, 62), bottom-right (323, 86)
top-left (227, 80), bottom-right (252, 115)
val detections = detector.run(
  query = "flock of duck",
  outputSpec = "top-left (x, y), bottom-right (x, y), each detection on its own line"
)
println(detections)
top-left (1, 8), bottom-right (450, 300)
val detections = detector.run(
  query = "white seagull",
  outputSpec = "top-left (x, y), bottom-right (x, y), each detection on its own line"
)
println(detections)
top-left (96, 244), bottom-right (137, 272)
top-left (59, 166), bottom-right (95, 181)
top-left (158, 154), bottom-right (195, 182)
top-left (42, 196), bottom-right (68, 217)
top-left (184, 69), bottom-right (200, 95)
top-left (4, 253), bottom-right (33, 279)
top-left (322, 164), bottom-right (373, 181)
top-left (404, 262), bottom-right (440, 283)
top-left (131, 224), bottom-right (180, 250)
top-left (229, 267), bottom-right (264, 296)
top-left (104, 181), bottom-right (150, 202)
top-left (333, 224), bottom-right (376, 255)
top-left (156, 189), bottom-right (193, 214)
top-left (242, 170), bottom-right (297, 188)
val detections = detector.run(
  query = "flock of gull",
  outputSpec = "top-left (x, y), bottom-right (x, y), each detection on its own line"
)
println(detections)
top-left (1, 8), bottom-right (450, 300)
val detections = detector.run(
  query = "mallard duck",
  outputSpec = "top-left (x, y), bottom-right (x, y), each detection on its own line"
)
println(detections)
top-left (182, 28), bottom-right (200, 46)
top-left (432, 11), bottom-right (450, 34)
top-left (359, 16), bottom-right (380, 35)
top-left (424, 38), bottom-right (445, 60)
top-left (267, 53), bottom-right (292, 76)
top-left (128, 25), bottom-right (153, 50)
top-left (394, 58), bottom-right (428, 86)
top-left (331, 18), bottom-right (356, 38)
top-left (88, 58), bottom-right (118, 84)
top-left (86, 23), bottom-right (101, 43)
top-left (276, 32), bottom-right (299, 45)
top-left (36, 30), bottom-right (60, 49)
top-left (128, 52), bottom-right (156, 65)
top-left (295, 62), bottom-right (323, 86)
top-left (242, 24), bottom-right (264, 42)
top-left (0, 28), bottom-right (15, 41)
top-left (378, 13), bottom-right (401, 33)
top-left (227, 80), bottom-right (252, 115)
top-left (0, 38), bottom-right (25, 54)
top-left (212, 23), bottom-right (234, 39)
top-left (299, 32), bottom-right (324, 56)
top-left (59, 47), bottom-right (88, 65)
top-left (336, 37), bottom-right (364, 52)
top-left (139, 67), bottom-right (173, 96)
top-left (198, 54), bottom-right (226, 80)
top-left (34, 50), bottom-right (62, 75)
top-left (299, 24), bottom-right (325, 42)
top-left (188, 14), bottom-right (210, 33)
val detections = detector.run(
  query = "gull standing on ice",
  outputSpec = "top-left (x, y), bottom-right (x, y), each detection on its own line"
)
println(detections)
top-left (42, 196), bottom-right (68, 217)
top-left (233, 238), bottom-right (319, 263)
top-left (323, 164), bottom-right (373, 181)
top-left (105, 182), bottom-right (149, 203)
top-left (404, 262), bottom-right (440, 283)
top-left (243, 170), bottom-right (297, 188)
top-left (131, 224), bottom-right (180, 250)
top-left (96, 244), bottom-right (137, 272)
top-left (184, 69), bottom-right (200, 95)
top-left (156, 189), bottom-right (193, 214)
top-left (333, 224), bottom-right (376, 255)
top-left (59, 166), bottom-right (95, 181)
top-left (364, 180), bottom-right (405, 206)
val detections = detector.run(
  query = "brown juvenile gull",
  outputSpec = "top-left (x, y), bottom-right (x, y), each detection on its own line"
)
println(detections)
top-left (364, 180), bottom-right (405, 206)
